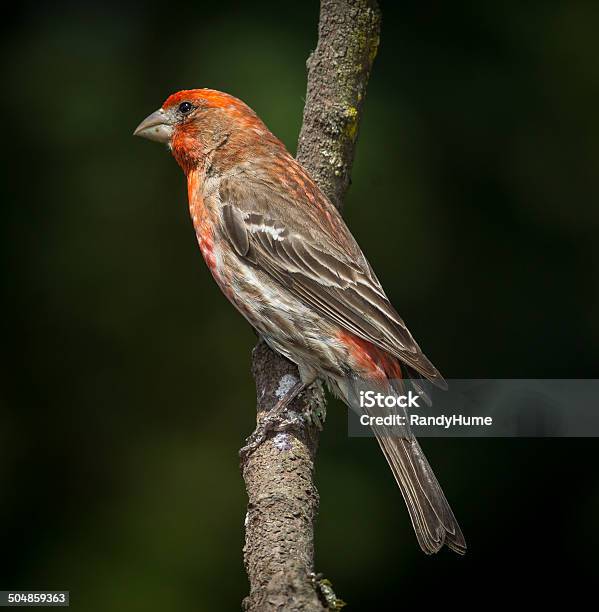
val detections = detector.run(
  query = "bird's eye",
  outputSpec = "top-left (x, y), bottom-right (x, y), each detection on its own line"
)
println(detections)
top-left (178, 102), bottom-right (193, 114)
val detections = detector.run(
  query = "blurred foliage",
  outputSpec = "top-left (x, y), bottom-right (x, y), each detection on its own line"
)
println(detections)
top-left (1, 0), bottom-right (598, 609)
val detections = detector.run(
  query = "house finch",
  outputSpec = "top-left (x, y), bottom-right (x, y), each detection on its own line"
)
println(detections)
top-left (134, 89), bottom-right (466, 555)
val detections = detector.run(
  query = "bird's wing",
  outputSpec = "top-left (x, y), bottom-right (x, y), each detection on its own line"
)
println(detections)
top-left (218, 175), bottom-right (445, 386)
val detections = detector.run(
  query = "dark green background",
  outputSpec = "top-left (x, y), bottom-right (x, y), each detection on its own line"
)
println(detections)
top-left (2, 1), bottom-right (597, 609)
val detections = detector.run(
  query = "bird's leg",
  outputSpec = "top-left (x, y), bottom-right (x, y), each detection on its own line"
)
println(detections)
top-left (240, 380), bottom-right (307, 462)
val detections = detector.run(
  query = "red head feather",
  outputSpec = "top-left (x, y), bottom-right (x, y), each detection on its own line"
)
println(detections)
top-left (163, 89), bottom-right (284, 174)
top-left (162, 89), bottom-right (257, 117)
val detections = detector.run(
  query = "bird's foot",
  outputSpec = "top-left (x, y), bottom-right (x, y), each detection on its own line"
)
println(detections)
top-left (239, 380), bottom-right (307, 464)
top-left (239, 409), bottom-right (305, 462)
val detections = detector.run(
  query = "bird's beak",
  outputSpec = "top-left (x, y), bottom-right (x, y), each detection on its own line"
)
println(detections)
top-left (133, 108), bottom-right (174, 143)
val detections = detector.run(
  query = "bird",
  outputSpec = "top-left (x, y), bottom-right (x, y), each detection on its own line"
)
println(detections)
top-left (134, 89), bottom-right (466, 555)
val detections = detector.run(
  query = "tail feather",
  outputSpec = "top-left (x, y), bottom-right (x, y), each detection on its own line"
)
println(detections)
top-left (373, 427), bottom-right (466, 554)
top-left (337, 373), bottom-right (466, 555)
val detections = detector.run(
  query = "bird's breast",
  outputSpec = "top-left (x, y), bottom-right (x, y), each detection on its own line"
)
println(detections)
top-left (187, 170), bottom-right (220, 279)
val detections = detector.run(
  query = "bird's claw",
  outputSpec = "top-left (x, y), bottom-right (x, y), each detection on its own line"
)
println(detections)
top-left (239, 380), bottom-right (327, 464)
top-left (239, 407), bottom-right (306, 463)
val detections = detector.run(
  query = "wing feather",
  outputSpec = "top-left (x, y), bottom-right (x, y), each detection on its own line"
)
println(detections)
top-left (218, 177), bottom-right (445, 386)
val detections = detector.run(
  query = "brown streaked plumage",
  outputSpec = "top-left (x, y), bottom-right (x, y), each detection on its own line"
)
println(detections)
top-left (134, 89), bottom-right (466, 555)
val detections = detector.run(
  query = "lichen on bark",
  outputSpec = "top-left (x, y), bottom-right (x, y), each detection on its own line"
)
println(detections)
top-left (298, 0), bottom-right (381, 209)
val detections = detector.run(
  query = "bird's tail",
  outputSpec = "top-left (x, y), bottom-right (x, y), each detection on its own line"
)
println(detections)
top-left (339, 375), bottom-right (466, 555)
top-left (372, 425), bottom-right (466, 554)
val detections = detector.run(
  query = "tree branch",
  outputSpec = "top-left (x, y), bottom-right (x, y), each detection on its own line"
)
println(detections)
top-left (241, 2), bottom-right (381, 610)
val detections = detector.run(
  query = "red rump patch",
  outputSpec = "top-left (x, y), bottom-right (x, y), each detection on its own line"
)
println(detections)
top-left (337, 330), bottom-right (403, 382)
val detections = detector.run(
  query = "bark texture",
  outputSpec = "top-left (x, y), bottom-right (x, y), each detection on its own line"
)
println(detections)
top-left (242, 2), bottom-right (381, 610)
